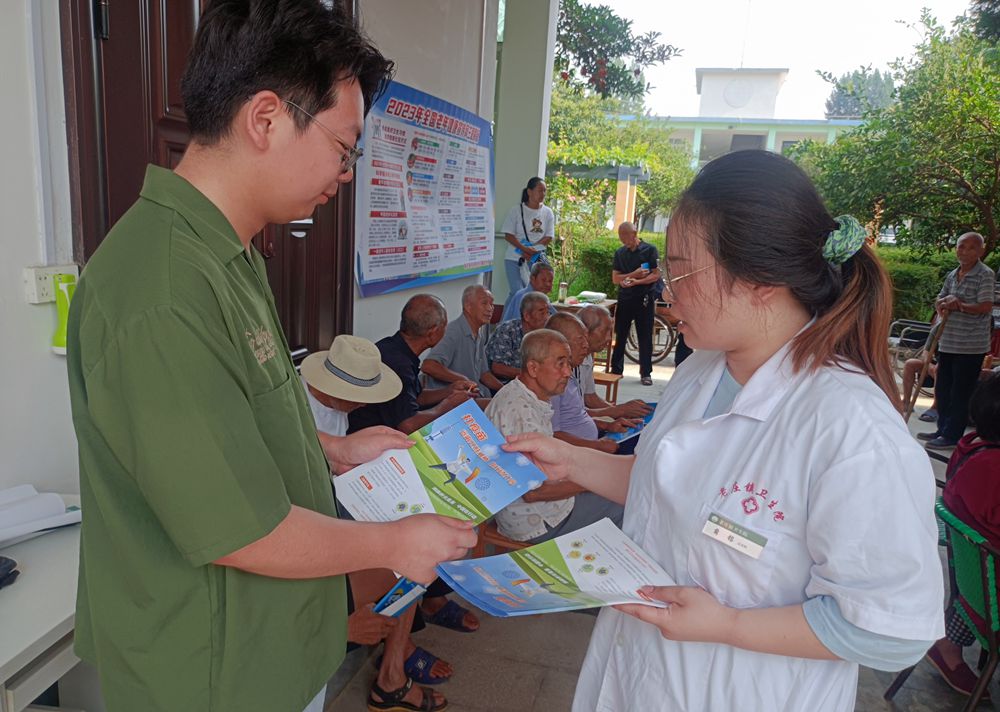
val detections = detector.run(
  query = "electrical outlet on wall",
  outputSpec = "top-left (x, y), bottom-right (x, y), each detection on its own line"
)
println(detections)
top-left (23, 264), bottom-right (80, 304)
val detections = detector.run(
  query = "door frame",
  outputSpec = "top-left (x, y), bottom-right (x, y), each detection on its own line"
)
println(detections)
top-left (57, 0), bottom-right (356, 338)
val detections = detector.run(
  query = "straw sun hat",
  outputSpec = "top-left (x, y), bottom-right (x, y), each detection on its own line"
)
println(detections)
top-left (301, 335), bottom-right (402, 404)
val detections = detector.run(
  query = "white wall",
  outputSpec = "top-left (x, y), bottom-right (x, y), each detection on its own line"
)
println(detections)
top-left (699, 71), bottom-right (786, 119)
top-left (0, 1), bottom-right (79, 495)
top-left (352, 0), bottom-right (500, 340)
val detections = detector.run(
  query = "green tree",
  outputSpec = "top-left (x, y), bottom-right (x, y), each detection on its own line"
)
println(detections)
top-left (546, 84), bottom-right (693, 218)
top-left (821, 67), bottom-right (895, 119)
top-left (555, 0), bottom-right (680, 100)
top-left (793, 13), bottom-right (1000, 256)
top-left (971, 0), bottom-right (1000, 41)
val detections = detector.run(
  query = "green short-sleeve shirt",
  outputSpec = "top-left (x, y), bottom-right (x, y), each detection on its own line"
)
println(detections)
top-left (67, 166), bottom-right (346, 712)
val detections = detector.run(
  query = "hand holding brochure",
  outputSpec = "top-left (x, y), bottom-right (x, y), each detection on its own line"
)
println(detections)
top-left (436, 518), bottom-right (673, 617)
top-left (336, 401), bottom-right (548, 615)
top-left (336, 400), bottom-right (545, 525)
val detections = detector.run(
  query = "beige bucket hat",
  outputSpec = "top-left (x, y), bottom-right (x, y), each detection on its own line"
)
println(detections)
top-left (301, 335), bottom-right (402, 404)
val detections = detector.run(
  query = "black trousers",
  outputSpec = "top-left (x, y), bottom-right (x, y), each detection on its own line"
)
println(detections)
top-left (935, 351), bottom-right (985, 441)
top-left (674, 333), bottom-right (693, 366)
top-left (611, 295), bottom-right (655, 377)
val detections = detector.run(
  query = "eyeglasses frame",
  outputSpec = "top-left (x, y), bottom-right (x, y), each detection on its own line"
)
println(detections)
top-left (283, 99), bottom-right (363, 174)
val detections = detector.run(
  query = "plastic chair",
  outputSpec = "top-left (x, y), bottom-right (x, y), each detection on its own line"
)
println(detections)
top-left (884, 499), bottom-right (1000, 709)
top-left (472, 520), bottom-right (528, 558)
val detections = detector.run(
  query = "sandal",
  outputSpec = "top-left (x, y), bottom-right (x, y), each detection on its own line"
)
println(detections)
top-left (367, 678), bottom-right (448, 712)
top-left (423, 599), bottom-right (477, 633)
top-left (376, 646), bottom-right (452, 685)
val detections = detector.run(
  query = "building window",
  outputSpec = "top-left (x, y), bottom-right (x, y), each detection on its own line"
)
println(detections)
top-left (729, 134), bottom-right (765, 151)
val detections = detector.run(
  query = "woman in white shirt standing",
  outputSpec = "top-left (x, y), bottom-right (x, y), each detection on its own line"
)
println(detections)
top-left (506, 150), bottom-right (944, 712)
top-left (501, 177), bottom-right (555, 301)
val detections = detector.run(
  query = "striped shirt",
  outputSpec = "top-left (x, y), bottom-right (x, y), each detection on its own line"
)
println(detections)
top-left (938, 261), bottom-right (996, 354)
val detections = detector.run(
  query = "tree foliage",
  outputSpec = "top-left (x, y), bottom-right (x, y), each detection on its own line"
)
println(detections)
top-left (820, 67), bottom-right (895, 119)
top-left (793, 13), bottom-right (1000, 256)
top-left (546, 83), bottom-right (694, 222)
top-left (555, 0), bottom-right (680, 100)
top-left (972, 0), bottom-right (1000, 41)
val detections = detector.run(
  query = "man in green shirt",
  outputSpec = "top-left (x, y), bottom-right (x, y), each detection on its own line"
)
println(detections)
top-left (66, 3), bottom-right (475, 711)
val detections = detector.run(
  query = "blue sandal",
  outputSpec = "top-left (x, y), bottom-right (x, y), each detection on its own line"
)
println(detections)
top-left (424, 600), bottom-right (477, 633)
top-left (376, 646), bottom-right (452, 686)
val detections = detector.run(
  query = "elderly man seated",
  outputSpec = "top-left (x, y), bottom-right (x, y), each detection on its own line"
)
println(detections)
top-left (544, 312), bottom-right (640, 453)
top-left (577, 304), bottom-right (654, 420)
top-left (501, 261), bottom-right (557, 322)
top-left (486, 329), bottom-right (624, 543)
top-left (486, 291), bottom-right (552, 382)
top-left (349, 294), bottom-right (473, 435)
top-left (422, 285), bottom-right (504, 396)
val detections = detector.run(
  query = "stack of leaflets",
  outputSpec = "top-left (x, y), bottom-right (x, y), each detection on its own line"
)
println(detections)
top-left (0, 485), bottom-right (81, 548)
top-left (437, 518), bottom-right (673, 617)
top-left (602, 402), bottom-right (657, 444)
top-left (336, 401), bottom-right (670, 617)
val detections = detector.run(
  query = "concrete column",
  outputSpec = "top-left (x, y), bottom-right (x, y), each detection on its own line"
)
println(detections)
top-left (766, 128), bottom-right (777, 152)
top-left (614, 168), bottom-right (634, 227)
top-left (826, 127), bottom-right (837, 144)
top-left (691, 126), bottom-right (703, 169)
top-left (491, 0), bottom-right (559, 301)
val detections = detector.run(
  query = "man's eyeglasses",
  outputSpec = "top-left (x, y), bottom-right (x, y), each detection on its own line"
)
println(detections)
top-left (662, 263), bottom-right (711, 300)
top-left (283, 100), bottom-right (363, 174)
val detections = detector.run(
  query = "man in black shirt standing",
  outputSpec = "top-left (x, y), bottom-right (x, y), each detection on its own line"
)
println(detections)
top-left (610, 222), bottom-right (661, 385)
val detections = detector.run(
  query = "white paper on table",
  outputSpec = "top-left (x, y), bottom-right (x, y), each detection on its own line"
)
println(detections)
top-left (0, 486), bottom-right (81, 548)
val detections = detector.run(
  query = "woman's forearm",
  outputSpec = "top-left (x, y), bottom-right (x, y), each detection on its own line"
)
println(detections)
top-left (566, 450), bottom-right (634, 505)
top-left (728, 605), bottom-right (839, 661)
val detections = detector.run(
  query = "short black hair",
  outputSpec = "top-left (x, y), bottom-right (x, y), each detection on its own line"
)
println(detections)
top-left (181, 0), bottom-right (394, 143)
top-left (970, 371), bottom-right (1000, 443)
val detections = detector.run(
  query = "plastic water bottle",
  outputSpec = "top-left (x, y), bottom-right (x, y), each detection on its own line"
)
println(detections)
top-left (558, 282), bottom-right (568, 303)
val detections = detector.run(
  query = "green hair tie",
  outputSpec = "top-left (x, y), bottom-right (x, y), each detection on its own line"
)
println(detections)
top-left (822, 215), bottom-right (866, 265)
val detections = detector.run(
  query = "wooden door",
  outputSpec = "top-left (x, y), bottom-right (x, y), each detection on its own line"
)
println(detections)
top-left (59, 0), bottom-right (355, 353)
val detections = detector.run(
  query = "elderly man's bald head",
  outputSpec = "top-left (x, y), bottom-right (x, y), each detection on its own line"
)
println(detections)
top-left (957, 232), bottom-right (985, 248)
top-left (462, 284), bottom-right (489, 307)
top-left (400, 294), bottom-right (447, 337)
top-left (578, 304), bottom-right (612, 331)
top-left (956, 231), bottom-right (986, 268)
top-left (617, 221), bottom-right (639, 248)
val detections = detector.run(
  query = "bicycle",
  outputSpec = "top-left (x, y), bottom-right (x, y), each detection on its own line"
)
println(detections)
top-left (625, 301), bottom-right (678, 365)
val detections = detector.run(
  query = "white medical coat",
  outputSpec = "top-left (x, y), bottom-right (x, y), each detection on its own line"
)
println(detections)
top-left (573, 343), bottom-right (945, 712)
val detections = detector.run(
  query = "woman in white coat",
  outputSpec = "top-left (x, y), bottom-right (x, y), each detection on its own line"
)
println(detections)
top-left (506, 150), bottom-right (944, 712)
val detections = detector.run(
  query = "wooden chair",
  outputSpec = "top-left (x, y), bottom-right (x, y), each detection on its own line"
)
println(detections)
top-left (884, 499), bottom-right (1000, 709)
top-left (472, 520), bottom-right (528, 558)
top-left (593, 371), bottom-right (623, 404)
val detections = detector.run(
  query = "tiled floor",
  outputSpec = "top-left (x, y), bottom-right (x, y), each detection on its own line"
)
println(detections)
top-left (327, 358), bottom-right (987, 711)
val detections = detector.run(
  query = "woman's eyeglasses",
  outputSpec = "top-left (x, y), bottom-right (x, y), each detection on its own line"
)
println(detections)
top-left (662, 263), bottom-right (711, 300)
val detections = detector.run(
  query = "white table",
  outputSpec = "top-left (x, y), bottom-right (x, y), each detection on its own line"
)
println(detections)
top-left (0, 516), bottom-right (81, 712)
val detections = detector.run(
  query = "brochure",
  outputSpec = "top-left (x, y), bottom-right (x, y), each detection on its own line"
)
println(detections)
top-left (336, 400), bottom-right (544, 525)
top-left (602, 402), bottom-right (657, 444)
top-left (436, 518), bottom-right (674, 617)
top-left (336, 400), bottom-right (548, 616)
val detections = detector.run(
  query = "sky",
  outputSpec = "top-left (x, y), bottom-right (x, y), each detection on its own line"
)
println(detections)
top-left (600, 0), bottom-right (973, 119)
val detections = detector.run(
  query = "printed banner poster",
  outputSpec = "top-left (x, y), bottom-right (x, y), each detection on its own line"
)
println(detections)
top-left (355, 81), bottom-right (494, 297)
